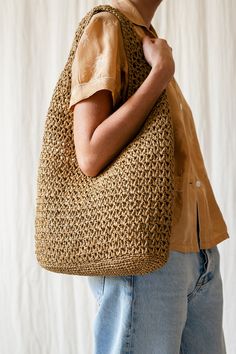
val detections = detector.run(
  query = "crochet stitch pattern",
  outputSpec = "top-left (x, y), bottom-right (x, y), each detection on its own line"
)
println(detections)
top-left (34, 4), bottom-right (175, 276)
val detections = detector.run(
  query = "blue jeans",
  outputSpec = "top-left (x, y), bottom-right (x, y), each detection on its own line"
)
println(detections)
top-left (87, 244), bottom-right (226, 354)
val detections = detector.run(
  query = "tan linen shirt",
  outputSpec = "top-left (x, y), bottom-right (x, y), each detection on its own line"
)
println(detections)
top-left (69, 0), bottom-right (230, 252)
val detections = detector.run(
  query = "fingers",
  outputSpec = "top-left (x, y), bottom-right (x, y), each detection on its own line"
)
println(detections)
top-left (143, 35), bottom-right (171, 45)
top-left (142, 35), bottom-right (152, 42)
top-left (142, 35), bottom-right (173, 51)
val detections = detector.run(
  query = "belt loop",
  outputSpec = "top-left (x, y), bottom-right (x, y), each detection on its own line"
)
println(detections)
top-left (201, 249), bottom-right (209, 273)
top-left (204, 249), bottom-right (209, 270)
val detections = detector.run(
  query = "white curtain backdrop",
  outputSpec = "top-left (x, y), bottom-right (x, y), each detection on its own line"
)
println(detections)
top-left (0, 0), bottom-right (235, 353)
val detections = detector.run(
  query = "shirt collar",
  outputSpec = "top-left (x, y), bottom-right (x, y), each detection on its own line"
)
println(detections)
top-left (110, 0), bottom-right (158, 37)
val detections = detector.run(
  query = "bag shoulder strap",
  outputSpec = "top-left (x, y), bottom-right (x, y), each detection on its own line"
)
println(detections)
top-left (66, 4), bottom-right (152, 106)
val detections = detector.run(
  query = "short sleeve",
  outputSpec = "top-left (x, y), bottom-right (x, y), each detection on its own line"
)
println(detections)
top-left (69, 12), bottom-right (124, 111)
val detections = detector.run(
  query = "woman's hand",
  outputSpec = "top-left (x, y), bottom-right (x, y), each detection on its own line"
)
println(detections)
top-left (142, 35), bottom-right (175, 85)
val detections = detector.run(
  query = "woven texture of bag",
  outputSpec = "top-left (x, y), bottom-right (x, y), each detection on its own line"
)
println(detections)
top-left (34, 4), bottom-right (175, 276)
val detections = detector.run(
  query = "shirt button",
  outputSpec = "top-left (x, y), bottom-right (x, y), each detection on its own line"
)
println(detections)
top-left (179, 103), bottom-right (183, 110)
top-left (196, 180), bottom-right (201, 187)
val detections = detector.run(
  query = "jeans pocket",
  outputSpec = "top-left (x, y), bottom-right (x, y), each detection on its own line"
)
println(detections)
top-left (87, 276), bottom-right (105, 306)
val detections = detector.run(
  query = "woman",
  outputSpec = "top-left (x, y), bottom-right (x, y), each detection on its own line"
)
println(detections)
top-left (69, 0), bottom-right (229, 353)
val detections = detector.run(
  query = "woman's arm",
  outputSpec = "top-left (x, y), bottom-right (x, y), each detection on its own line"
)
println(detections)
top-left (73, 36), bottom-right (174, 177)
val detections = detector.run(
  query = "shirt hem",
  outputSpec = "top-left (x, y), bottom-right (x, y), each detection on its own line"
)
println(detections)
top-left (169, 232), bottom-right (230, 253)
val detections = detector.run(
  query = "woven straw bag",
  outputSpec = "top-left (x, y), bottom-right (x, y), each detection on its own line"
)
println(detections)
top-left (34, 4), bottom-right (175, 276)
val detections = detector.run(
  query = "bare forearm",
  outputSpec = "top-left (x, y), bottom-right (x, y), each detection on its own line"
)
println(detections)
top-left (88, 67), bottom-right (168, 176)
